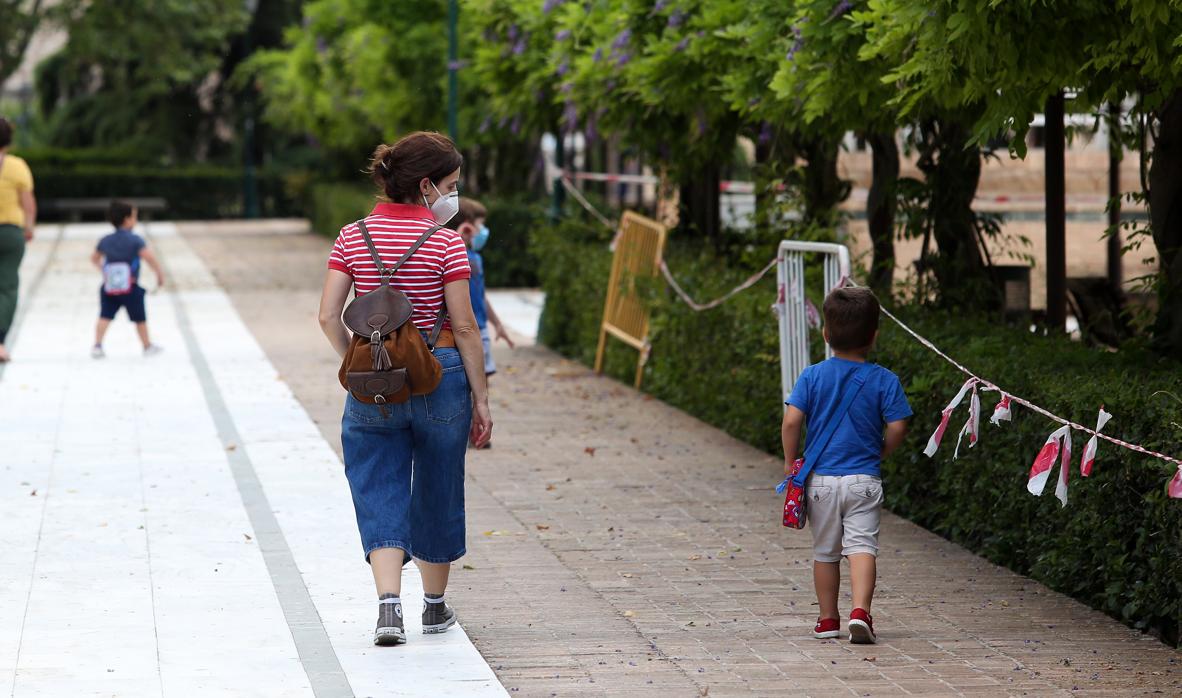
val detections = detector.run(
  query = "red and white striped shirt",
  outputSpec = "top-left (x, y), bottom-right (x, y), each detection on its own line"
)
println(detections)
top-left (328, 202), bottom-right (471, 332)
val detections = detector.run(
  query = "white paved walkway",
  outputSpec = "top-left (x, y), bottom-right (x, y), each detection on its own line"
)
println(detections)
top-left (0, 223), bottom-right (507, 698)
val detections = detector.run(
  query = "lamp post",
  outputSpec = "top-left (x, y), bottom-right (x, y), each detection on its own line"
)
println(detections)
top-left (447, 0), bottom-right (458, 143)
top-left (242, 0), bottom-right (260, 219)
top-left (1045, 91), bottom-right (1066, 331)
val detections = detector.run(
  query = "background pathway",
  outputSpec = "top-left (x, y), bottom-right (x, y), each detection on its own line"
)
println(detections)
top-left (180, 221), bottom-right (1181, 697)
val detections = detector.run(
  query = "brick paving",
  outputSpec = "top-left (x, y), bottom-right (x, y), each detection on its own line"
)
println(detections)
top-left (183, 223), bottom-right (1181, 697)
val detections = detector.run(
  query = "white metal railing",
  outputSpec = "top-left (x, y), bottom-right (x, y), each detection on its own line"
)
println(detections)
top-left (775, 241), bottom-right (850, 402)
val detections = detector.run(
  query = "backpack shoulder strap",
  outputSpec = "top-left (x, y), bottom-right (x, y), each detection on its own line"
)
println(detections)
top-left (792, 362), bottom-right (874, 488)
top-left (355, 220), bottom-right (444, 285)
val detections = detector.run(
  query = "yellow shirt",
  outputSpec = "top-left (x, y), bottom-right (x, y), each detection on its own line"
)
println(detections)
top-left (0, 154), bottom-right (34, 228)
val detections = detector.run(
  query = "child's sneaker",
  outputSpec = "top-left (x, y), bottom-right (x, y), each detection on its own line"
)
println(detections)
top-left (848, 608), bottom-right (876, 644)
top-left (91, 345), bottom-right (105, 359)
top-left (813, 617), bottom-right (841, 639)
top-left (422, 596), bottom-right (457, 634)
top-left (143, 344), bottom-right (163, 357)
top-left (374, 596), bottom-right (406, 646)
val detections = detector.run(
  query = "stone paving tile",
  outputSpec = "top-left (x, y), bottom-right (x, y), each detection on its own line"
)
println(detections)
top-left (185, 226), bottom-right (1182, 698)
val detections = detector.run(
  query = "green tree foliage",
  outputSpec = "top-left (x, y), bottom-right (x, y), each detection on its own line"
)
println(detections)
top-left (0, 0), bottom-right (44, 87)
top-left (852, 0), bottom-right (1182, 347)
top-left (34, 0), bottom-right (250, 158)
top-left (245, 0), bottom-right (452, 154)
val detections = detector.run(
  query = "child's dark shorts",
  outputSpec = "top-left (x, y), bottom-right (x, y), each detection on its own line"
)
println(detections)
top-left (99, 285), bottom-right (147, 323)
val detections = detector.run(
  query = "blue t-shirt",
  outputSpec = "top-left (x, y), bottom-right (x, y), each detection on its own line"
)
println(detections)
top-left (786, 357), bottom-right (912, 477)
top-left (97, 228), bottom-right (145, 280)
top-left (467, 250), bottom-right (487, 329)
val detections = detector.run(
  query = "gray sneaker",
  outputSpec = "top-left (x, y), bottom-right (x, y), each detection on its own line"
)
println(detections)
top-left (422, 596), bottom-right (457, 634)
top-left (143, 344), bottom-right (163, 357)
top-left (374, 597), bottom-right (406, 646)
top-left (91, 345), bottom-right (105, 359)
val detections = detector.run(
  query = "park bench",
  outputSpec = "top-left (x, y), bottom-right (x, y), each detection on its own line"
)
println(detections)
top-left (40, 197), bottom-right (168, 222)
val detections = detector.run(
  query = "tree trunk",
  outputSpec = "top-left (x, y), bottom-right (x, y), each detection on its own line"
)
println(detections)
top-left (917, 118), bottom-right (988, 306)
top-left (800, 136), bottom-right (847, 225)
top-left (1149, 89), bottom-right (1182, 353)
top-left (753, 125), bottom-right (795, 235)
top-left (866, 131), bottom-right (899, 295)
top-left (679, 164), bottom-right (721, 245)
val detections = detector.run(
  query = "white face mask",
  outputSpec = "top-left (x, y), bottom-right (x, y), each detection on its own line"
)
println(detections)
top-left (424, 182), bottom-right (459, 224)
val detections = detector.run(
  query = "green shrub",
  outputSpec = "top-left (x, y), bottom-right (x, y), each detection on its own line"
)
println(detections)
top-left (533, 222), bottom-right (1182, 646)
top-left (308, 182), bottom-right (378, 237)
top-left (482, 197), bottom-right (544, 288)
top-left (27, 164), bottom-right (305, 220)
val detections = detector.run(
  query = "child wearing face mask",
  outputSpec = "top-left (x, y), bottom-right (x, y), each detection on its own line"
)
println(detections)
top-left (455, 199), bottom-right (514, 437)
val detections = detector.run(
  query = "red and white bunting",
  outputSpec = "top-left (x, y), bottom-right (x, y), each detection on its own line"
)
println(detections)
top-left (1169, 468), bottom-right (1182, 499)
top-left (1028, 425), bottom-right (1072, 507)
top-left (923, 378), bottom-right (978, 458)
top-left (1079, 408), bottom-right (1113, 477)
top-left (989, 393), bottom-right (1012, 426)
top-left (953, 383), bottom-right (981, 459)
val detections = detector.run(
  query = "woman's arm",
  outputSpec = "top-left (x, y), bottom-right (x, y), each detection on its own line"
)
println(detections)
top-left (444, 279), bottom-right (492, 446)
top-left (318, 269), bottom-right (354, 358)
top-left (19, 190), bottom-right (35, 241)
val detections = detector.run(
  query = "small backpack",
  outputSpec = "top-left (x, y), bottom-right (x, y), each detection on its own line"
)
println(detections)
top-left (337, 220), bottom-right (448, 405)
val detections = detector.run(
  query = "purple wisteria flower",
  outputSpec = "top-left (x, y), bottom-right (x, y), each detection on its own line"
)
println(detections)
top-left (593, 47), bottom-right (604, 62)
top-left (615, 51), bottom-right (632, 66)
top-left (315, 36), bottom-right (328, 55)
top-left (555, 60), bottom-right (569, 76)
top-left (513, 38), bottom-right (527, 55)
top-left (758, 121), bottom-right (773, 146)
top-left (653, 0), bottom-right (668, 12)
top-left (563, 101), bottom-right (579, 133)
top-left (479, 116), bottom-right (493, 134)
top-left (560, 81), bottom-right (574, 93)
top-left (543, 0), bottom-right (565, 13)
top-left (786, 24), bottom-right (803, 61)
top-left (828, 0), bottom-right (853, 20)
top-left (507, 24), bottom-right (520, 41)
top-left (674, 36), bottom-right (690, 52)
top-left (511, 116), bottom-right (522, 135)
top-left (585, 110), bottom-right (599, 143)
top-left (668, 9), bottom-right (686, 28)
top-left (556, 29), bottom-right (571, 41)
top-left (612, 28), bottom-right (632, 50)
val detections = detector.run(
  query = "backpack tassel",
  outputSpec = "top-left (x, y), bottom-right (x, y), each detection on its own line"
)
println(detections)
top-left (370, 332), bottom-right (393, 371)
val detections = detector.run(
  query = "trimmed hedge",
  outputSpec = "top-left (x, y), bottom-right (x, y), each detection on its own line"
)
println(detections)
top-left (533, 220), bottom-right (1182, 646)
top-left (308, 183), bottom-right (543, 288)
top-left (27, 164), bottom-right (305, 220)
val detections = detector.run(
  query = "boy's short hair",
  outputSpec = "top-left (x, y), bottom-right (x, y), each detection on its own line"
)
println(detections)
top-left (0, 117), bottom-right (12, 149)
top-left (454, 197), bottom-right (487, 228)
top-left (108, 200), bottom-right (135, 227)
top-left (822, 287), bottom-right (880, 351)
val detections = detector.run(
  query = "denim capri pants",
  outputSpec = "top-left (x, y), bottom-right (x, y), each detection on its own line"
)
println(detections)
top-left (341, 347), bottom-right (471, 564)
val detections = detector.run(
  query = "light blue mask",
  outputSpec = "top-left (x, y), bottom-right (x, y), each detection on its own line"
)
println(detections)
top-left (472, 224), bottom-right (490, 251)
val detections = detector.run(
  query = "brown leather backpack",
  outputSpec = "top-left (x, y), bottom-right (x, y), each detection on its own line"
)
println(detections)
top-left (338, 220), bottom-right (448, 405)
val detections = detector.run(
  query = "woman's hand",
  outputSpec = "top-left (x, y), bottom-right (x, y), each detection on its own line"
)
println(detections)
top-left (470, 398), bottom-right (493, 448)
top-left (22, 227), bottom-right (33, 242)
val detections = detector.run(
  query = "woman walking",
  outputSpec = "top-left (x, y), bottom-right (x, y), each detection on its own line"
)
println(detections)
top-left (317, 131), bottom-right (492, 646)
top-left (0, 117), bottom-right (37, 363)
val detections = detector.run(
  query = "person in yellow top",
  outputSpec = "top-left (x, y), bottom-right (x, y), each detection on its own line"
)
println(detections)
top-left (0, 117), bottom-right (37, 362)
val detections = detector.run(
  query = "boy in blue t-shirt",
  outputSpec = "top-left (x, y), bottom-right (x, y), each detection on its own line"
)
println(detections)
top-left (782, 287), bottom-right (911, 645)
top-left (90, 201), bottom-right (165, 358)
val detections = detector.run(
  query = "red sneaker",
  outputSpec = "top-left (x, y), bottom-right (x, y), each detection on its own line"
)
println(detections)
top-left (848, 608), bottom-right (876, 644)
top-left (813, 617), bottom-right (840, 639)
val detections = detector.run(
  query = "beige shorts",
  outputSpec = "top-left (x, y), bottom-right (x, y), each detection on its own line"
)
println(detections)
top-left (805, 474), bottom-right (883, 562)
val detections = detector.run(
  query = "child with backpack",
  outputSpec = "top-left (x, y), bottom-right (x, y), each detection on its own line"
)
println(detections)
top-left (781, 287), bottom-right (911, 644)
top-left (90, 200), bottom-right (165, 358)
